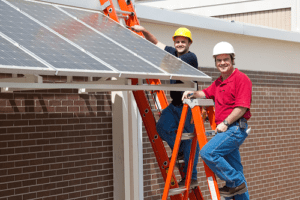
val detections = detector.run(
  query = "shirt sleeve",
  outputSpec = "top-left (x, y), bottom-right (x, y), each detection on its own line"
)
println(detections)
top-left (180, 53), bottom-right (198, 69)
top-left (164, 46), bottom-right (176, 55)
top-left (203, 82), bottom-right (215, 100)
top-left (235, 74), bottom-right (252, 108)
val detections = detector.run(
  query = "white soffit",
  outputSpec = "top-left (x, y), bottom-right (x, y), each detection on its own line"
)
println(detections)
top-left (137, 0), bottom-right (292, 16)
top-left (137, 0), bottom-right (258, 10)
top-left (135, 4), bottom-right (300, 44)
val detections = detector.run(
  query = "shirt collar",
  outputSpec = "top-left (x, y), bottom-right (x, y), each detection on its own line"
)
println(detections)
top-left (218, 68), bottom-right (238, 85)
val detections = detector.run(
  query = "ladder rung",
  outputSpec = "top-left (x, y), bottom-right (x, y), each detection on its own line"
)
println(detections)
top-left (177, 159), bottom-right (184, 164)
top-left (168, 183), bottom-right (198, 196)
top-left (151, 109), bottom-right (161, 112)
top-left (168, 187), bottom-right (186, 196)
top-left (115, 9), bottom-right (134, 16)
top-left (182, 131), bottom-right (217, 140)
top-left (181, 133), bottom-right (195, 140)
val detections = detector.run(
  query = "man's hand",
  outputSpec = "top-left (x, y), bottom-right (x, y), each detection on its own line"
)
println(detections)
top-left (216, 122), bottom-right (228, 133)
top-left (182, 91), bottom-right (206, 101)
top-left (182, 91), bottom-right (194, 100)
top-left (130, 25), bottom-right (145, 33)
top-left (129, 25), bottom-right (160, 46)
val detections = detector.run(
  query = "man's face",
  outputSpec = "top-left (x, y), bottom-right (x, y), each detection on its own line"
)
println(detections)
top-left (174, 36), bottom-right (191, 55)
top-left (215, 54), bottom-right (234, 75)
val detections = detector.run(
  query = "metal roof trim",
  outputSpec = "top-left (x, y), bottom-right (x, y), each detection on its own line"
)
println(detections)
top-left (135, 4), bottom-right (300, 44)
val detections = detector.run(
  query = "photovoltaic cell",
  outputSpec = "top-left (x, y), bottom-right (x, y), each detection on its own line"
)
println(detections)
top-left (61, 6), bottom-right (209, 78)
top-left (0, 36), bottom-right (49, 68)
top-left (8, 0), bottom-right (166, 75)
top-left (0, 0), bottom-right (115, 74)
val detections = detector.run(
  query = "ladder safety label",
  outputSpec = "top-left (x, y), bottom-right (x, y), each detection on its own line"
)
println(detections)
top-left (208, 176), bottom-right (218, 200)
top-left (165, 168), bottom-right (175, 186)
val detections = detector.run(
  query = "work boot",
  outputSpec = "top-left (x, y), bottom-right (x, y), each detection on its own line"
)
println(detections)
top-left (219, 183), bottom-right (247, 197)
top-left (178, 178), bottom-right (198, 187)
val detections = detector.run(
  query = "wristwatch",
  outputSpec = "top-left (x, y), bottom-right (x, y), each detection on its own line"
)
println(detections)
top-left (223, 120), bottom-right (229, 126)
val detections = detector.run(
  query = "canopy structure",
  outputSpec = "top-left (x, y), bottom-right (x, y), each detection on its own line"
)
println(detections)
top-left (0, 0), bottom-right (211, 92)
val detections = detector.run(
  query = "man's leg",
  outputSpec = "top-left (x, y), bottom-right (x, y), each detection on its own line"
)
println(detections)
top-left (181, 140), bottom-right (200, 180)
top-left (200, 123), bottom-right (248, 194)
top-left (224, 148), bottom-right (250, 200)
top-left (156, 104), bottom-right (183, 152)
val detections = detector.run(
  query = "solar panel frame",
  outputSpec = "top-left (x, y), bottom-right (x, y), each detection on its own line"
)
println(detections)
top-left (4, 0), bottom-right (172, 80)
top-left (0, 0), bottom-right (211, 82)
top-left (58, 6), bottom-right (211, 82)
top-left (1, 0), bottom-right (122, 78)
top-left (0, 30), bottom-right (57, 75)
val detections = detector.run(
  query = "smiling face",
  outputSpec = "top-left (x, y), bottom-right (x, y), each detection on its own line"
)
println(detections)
top-left (174, 36), bottom-right (191, 56)
top-left (215, 54), bottom-right (235, 77)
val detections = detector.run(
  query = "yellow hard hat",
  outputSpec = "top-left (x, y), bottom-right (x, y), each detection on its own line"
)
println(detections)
top-left (172, 27), bottom-right (192, 42)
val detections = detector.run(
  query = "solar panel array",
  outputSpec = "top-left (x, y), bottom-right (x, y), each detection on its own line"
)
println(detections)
top-left (0, 36), bottom-right (48, 68)
top-left (0, 0), bottom-right (211, 81)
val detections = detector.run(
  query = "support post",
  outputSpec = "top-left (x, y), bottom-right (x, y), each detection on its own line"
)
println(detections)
top-left (112, 91), bottom-right (141, 200)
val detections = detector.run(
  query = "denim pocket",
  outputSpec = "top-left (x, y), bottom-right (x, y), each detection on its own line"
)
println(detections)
top-left (235, 127), bottom-right (248, 146)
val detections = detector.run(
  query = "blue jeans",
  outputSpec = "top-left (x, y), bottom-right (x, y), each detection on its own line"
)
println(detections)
top-left (156, 103), bottom-right (200, 180)
top-left (200, 120), bottom-right (250, 200)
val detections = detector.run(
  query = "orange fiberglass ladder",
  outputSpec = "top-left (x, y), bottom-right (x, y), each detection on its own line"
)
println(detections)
top-left (162, 98), bottom-right (221, 200)
top-left (99, 0), bottom-right (221, 199)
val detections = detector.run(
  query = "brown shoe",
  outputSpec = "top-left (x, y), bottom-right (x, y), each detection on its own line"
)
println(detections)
top-left (178, 179), bottom-right (198, 187)
top-left (219, 183), bottom-right (247, 197)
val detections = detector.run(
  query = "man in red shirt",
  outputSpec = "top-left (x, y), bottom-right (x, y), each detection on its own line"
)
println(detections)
top-left (182, 42), bottom-right (252, 199)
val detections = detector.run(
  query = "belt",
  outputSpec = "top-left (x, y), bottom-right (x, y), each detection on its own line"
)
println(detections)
top-left (236, 117), bottom-right (247, 129)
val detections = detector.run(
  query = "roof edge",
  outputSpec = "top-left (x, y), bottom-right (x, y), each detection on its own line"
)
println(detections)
top-left (135, 4), bottom-right (300, 43)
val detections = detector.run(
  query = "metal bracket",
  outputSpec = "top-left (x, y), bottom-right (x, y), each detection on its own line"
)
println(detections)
top-left (183, 98), bottom-right (214, 108)
top-left (115, 9), bottom-right (134, 16)
top-left (78, 88), bottom-right (87, 94)
top-left (100, 0), bottom-right (111, 11)
top-left (0, 74), bottom-right (43, 84)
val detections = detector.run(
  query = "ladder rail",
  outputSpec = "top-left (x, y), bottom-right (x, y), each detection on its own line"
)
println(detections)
top-left (132, 86), bottom-right (183, 200)
top-left (162, 104), bottom-right (189, 200)
top-left (162, 99), bottom-right (221, 200)
top-left (183, 136), bottom-right (198, 199)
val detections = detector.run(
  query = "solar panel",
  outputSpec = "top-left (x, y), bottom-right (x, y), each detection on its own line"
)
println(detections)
top-left (7, 0), bottom-right (169, 79)
top-left (1, 0), bottom-right (211, 82)
top-left (60, 6), bottom-right (210, 80)
top-left (0, 36), bottom-right (49, 68)
top-left (0, 0), bottom-right (119, 77)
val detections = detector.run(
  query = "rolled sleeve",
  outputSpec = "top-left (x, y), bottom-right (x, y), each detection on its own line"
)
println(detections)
top-left (203, 84), bottom-right (214, 100)
top-left (235, 75), bottom-right (252, 109)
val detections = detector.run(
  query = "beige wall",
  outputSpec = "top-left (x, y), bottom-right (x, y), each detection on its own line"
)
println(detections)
top-left (215, 8), bottom-right (292, 31)
top-left (140, 21), bottom-right (300, 75)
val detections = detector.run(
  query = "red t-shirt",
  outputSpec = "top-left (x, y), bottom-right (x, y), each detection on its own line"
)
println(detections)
top-left (203, 68), bottom-right (252, 125)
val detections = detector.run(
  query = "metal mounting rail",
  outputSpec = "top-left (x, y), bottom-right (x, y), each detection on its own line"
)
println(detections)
top-left (183, 98), bottom-right (214, 108)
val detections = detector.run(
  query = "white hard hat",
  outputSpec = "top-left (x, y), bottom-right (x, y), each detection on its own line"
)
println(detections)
top-left (213, 42), bottom-right (235, 57)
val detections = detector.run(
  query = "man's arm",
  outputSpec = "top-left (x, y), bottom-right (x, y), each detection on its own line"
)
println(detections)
top-left (130, 25), bottom-right (166, 50)
top-left (216, 107), bottom-right (247, 133)
top-left (182, 90), bottom-right (206, 100)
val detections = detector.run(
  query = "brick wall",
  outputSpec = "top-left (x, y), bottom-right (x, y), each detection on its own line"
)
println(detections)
top-left (0, 74), bottom-right (113, 200)
top-left (143, 67), bottom-right (300, 200)
top-left (2, 68), bottom-right (300, 200)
